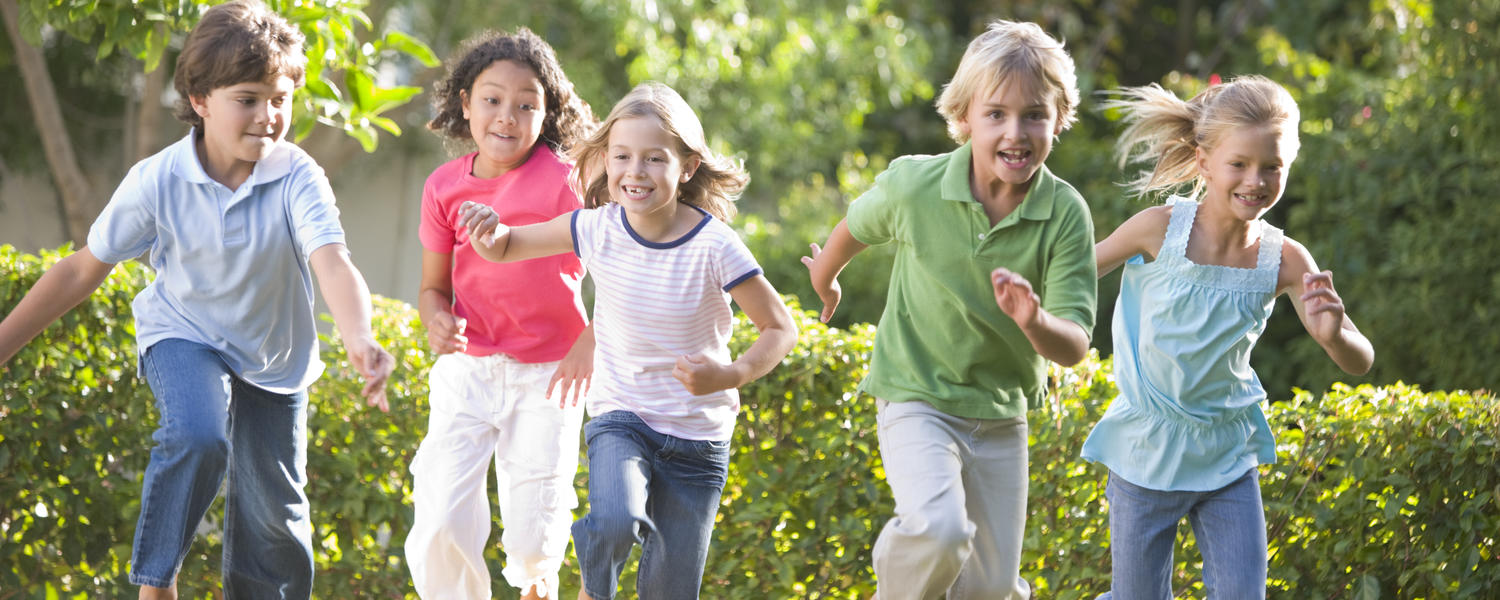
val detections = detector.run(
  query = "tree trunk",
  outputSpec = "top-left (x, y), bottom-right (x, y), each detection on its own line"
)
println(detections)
top-left (1, 0), bottom-right (97, 244)
top-left (135, 63), bottom-right (168, 162)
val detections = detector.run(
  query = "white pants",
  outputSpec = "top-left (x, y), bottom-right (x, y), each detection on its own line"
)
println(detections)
top-left (873, 399), bottom-right (1031, 600)
top-left (405, 353), bottom-right (585, 599)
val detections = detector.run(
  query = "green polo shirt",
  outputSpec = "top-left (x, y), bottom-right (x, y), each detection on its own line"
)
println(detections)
top-left (846, 142), bottom-right (1097, 419)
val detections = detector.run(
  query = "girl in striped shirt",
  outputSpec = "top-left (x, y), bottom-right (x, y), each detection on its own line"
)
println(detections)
top-left (456, 81), bottom-right (797, 600)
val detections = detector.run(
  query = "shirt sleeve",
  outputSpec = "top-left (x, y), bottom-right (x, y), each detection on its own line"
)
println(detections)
top-left (87, 165), bottom-right (157, 264)
top-left (845, 162), bottom-right (903, 246)
top-left (286, 160), bottom-right (346, 260)
top-left (717, 228), bottom-right (763, 292)
top-left (570, 206), bottom-right (599, 264)
top-left (418, 175), bottom-right (454, 254)
top-left (1040, 195), bottom-right (1098, 337)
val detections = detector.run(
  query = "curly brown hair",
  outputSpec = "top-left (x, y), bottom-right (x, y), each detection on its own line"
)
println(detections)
top-left (171, 0), bottom-right (307, 131)
top-left (428, 29), bottom-right (595, 154)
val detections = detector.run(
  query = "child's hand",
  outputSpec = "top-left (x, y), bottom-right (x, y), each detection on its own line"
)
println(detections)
top-left (346, 335), bottom-right (395, 412)
top-left (457, 201), bottom-right (507, 248)
top-left (673, 352), bottom-right (734, 396)
top-left (548, 339), bottom-right (593, 408)
top-left (1300, 270), bottom-right (1347, 342)
top-left (425, 312), bottom-right (468, 355)
top-left (800, 243), bottom-right (842, 323)
top-left (991, 268), bottom-right (1040, 328)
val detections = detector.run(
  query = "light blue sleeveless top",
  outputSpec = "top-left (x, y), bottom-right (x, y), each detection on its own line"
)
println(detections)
top-left (1081, 199), bottom-right (1282, 492)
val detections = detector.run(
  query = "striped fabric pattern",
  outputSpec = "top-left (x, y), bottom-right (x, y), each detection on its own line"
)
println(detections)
top-left (571, 203), bottom-right (762, 441)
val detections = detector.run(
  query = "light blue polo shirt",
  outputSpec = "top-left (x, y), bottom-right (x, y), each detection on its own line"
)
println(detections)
top-left (87, 130), bottom-right (346, 393)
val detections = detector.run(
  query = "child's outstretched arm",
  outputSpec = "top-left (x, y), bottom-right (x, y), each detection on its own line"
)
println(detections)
top-left (457, 201), bottom-right (575, 263)
top-left (0, 248), bottom-right (116, 365)
top-left (417, 249), bottom-right (468, 355)
top-left (1095, 205), bottom-right (1171, 277)
top-left (673, 276), bottom-right (798, 396)
top-left (991, 268), bottom-right (1091, 366)
top-left (310, 244), bottom-right (396, 410)
top-left (800, 219), bottom-right (868, 323)
top-left (1280, 239), bottom-right (1374, 375)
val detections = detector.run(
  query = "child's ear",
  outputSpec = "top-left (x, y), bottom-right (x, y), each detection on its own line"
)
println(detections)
top-left (189, 94), bottom-right (210, 119)
top-left (1195, 146), bottom-right (1209, 175)
top-left (459, 89), bottom-right (471, 120)
top-left (681, 156), bottom-right (701, 183)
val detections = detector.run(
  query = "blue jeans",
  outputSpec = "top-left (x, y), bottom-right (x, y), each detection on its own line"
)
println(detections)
top-left (131, 339), bottom-right (314, 598)
top-left (1100, 468), bottom-right (1267, 600)
top-left (571, 411), bottom-right (730, 600)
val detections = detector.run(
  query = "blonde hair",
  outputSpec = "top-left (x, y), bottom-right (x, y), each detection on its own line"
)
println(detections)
top-left (570, 82), bottom-right (747, 222)
top-left (1105, 74), bottom-right (1301, 199)
top-left (936, 19), bottom-right (1080, 143)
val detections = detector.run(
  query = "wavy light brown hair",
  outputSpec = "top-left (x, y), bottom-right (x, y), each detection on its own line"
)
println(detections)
top-left (428, 28), bottom-right (595, 155)
top-left (570, 82), bottom-right (747, 222)
top-left (1104, 74), bottom-right (1301, 199)
top-left (172, 0), bottom-right (307, 131)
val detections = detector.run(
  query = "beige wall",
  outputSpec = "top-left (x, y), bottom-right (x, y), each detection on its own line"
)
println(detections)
top-left (0, 142), bottom-right (443, 308)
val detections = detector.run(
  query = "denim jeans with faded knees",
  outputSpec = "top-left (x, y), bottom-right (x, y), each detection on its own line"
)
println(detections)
top-left (405, 352), bottom-right (584, 599)
top-left (1098, 468), bottom-right (1267, 600)
top-left (571, 410), bottom-right (730, 600)
top-left (872, 398), bottom-right (1031, 600)
top-left (131, 339), bottom-right (314, 598)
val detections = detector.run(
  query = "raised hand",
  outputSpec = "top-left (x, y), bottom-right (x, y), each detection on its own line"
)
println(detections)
top-left (991, 267), bottom-right (1040, 328)
top-left (1300, 270), bottom-right (1347, 343)
top-left (800, 242), bottom-right (843, 323)
top-left (457, 201), bottom-right (506, 248)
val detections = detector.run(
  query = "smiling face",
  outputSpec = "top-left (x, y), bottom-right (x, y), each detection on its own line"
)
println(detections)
top-left (604, 115), bottom-right (700, 226)
top-left (462, 59), bottom-right (546, 178)
top-left (190, 75), bottom-right (295, 185)
top-left (1197, 124), bottom-right (1293, 221)
top-left (957, 77), bottom-right (1063, 202)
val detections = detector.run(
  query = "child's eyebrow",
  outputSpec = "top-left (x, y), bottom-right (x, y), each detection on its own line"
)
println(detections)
top-left (474, 81), bottom-right (542, 96)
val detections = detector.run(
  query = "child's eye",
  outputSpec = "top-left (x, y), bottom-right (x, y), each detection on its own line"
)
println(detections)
top-left (611, 154), bottom-right (628, 161)
top-left (520, 103), bottom-right (536, 111)
top-left (987, 111), bottom-right (1003, 120)
top-left (649, 156), bottom-right (666, 163)
top-left (1027, 111), bottom-right (1046, 121)
top-left (1229, 161), bottom-right (1245, 168)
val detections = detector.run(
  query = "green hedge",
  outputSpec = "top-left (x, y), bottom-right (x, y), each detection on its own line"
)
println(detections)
top-left (2, 244), bottom-right (1496, 598)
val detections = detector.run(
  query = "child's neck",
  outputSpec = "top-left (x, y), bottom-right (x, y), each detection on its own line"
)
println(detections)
top-left (194, 136), bottom-right (255, 191)
top-left (969, 171), bottom-right (1032, 227)
top-left (1189, 203), bottom-right (1262, 268)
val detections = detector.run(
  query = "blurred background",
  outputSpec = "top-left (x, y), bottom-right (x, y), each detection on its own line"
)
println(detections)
top-left (3, 0), bottom-right (1496, 397)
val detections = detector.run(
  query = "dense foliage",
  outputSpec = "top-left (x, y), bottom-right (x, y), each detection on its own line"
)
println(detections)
top-left (3, 245), bottom-right (1496, 598)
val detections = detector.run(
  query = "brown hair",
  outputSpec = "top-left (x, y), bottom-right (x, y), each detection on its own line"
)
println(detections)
top-left (570, 82), bottom-right (747, 222)
top-left (1104, 74), bottom-right (1301, 199)
top-left (171, 0), bottom-right (307, 130)
top-left (428, 29), bottom-right (596, 155)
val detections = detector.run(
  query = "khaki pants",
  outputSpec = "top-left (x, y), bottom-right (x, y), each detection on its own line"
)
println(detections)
top-left (873, 399), bottom-right (1031, 600)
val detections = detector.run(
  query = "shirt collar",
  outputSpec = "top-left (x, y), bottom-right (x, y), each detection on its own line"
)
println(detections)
top-left (169, 128), bottom-right (293, 189)
top-left (940, 141), bottom-right (1058, 221)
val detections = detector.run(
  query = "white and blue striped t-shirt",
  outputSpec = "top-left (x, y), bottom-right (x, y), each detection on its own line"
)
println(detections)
top-left (571, 203), bottom-right (763, 441)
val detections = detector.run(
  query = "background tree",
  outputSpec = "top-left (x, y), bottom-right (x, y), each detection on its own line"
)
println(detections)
top-left (0, 0), bottom-right (438, 243)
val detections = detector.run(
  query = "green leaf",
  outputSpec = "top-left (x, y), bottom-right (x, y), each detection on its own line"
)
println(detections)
top-left (381, 30), bottom-right (439, 67)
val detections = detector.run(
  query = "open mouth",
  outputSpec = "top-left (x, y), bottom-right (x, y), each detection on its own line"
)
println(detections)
top-left (998, 149), bottom-right (1031, 168)
top-left (1233, 192), bottom-right (1267, 206)
top-left (621, 185), bottom-right (652, 200)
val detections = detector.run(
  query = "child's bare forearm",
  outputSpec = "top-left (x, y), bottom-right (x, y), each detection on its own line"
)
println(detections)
top-left (810, 220), bottom-right (866, 288)
top-left (1322, 322), bottom-right (1374, 375)
top-left (470, 230), bottom-right (512, 263)
top-left (727, 317), bottom-right (798, 388)
top-left (1021, 310), bottom-right (1090, 366)
top-left (311, 245), bottom-right (376, 343)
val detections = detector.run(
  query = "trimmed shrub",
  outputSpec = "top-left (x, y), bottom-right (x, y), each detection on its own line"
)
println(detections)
top-left (3, 245), bottom-right (1496, 598)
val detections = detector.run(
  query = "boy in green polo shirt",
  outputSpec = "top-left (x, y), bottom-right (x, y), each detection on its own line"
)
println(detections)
top-left (802, 19), bottom-right (1096, 599)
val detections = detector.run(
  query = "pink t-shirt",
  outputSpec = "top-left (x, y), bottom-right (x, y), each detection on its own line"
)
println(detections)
top-left (418, 146), bottom-right (587, 363)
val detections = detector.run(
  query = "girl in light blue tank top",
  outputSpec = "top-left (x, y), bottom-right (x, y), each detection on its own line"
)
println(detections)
top-left (1087, 76), bottom-right (1374, 599)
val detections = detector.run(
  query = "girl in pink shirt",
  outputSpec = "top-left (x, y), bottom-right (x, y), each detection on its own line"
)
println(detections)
top-left (404, 29), bottom-right (597, 600)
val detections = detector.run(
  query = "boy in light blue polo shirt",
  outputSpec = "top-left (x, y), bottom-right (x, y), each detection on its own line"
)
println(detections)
top-left (0, 2), bottom-right (393, 597)
top-left (803, 20), bottom-right (1096, 599)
